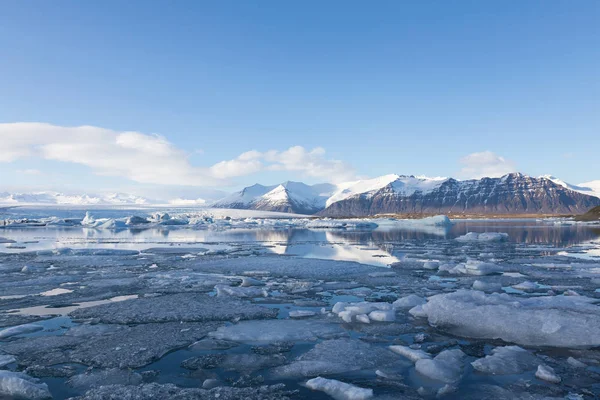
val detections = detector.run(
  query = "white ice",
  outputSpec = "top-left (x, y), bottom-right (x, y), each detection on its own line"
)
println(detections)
top-left (305, 377), bottom-right (374, 400)
top-left (415, 349), bottom-right (466, 384)
top-left (416, 289), bottom-right (600, 348)
top-left (0, 370), bottom-right (52, 400)
top-left (208, 319), bottom-right (345, 342)
top-left (332, 301), bottom-right (394, 323)
top-left (392, 295), bottom-right (426, 309)
top-left (535, 365), bottom-right (561, 383)
top-left (455, 232), bottom-right (509, 242)
top-left (0, 324), bottom-right (43, 339)
top-left (471, 346), bottom-right (539, 375)
top-left (389, 345), bottom-right (431, 362)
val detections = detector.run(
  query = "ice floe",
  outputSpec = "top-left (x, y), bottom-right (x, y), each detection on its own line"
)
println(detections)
top-left (415, 349), bottom-right (466, 384)
top-left (209, 319), bottom-right (346, 343)
top-left (535, 364), bottom-right (561, 383)
top-left (471, 346), bottom-right (539, 375)
top-left (0, 370), bottom-right (52, 400)
top-left (416, 289), bottom-right (600, 347)
top-left (456, 232), bottom-right (509, 242)
top-left (305, 377), bottom-right (374, 400)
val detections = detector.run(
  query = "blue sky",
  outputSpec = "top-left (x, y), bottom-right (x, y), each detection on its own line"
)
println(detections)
top-left (1, 1), bottom-right (598, 199)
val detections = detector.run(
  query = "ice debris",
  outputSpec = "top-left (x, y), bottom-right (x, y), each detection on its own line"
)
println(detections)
top-left (0, 370), bottom-right (52, 400)
top-left (471, 346), bottom-right (539, 375)
top-left (0, 324), bottom-right (43, 339)
top-left (416, 289), bottom-right (600, 348)
top-left (209, 319), bottom-right (346, 343)
top-left (535, 364), bottom-right (561, 383)
top-left (415, 349), bottom-right (466, 384)
top-left (389, 345), bottom-right (431, 362)
top-left (305, 377), bottom-right (374, 400)
top-left (392, 295), bottom-right (426, 309)
top-left (273, 338), bottom-right (398, 378)
top-left (332, 301), bottom-right (394, 323)
top-left (68, 382), bottom-right (296, 400)
top-left (69, 293), bottom-right (277, 324)
top-left (455, 232), bottom-right (509, 242)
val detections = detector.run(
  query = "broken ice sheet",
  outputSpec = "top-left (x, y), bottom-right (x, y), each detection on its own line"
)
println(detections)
top-left (69, 293), bottom-right (278, 324)
top-left (3, 322), bottom-right (221, 369)
top-left (209, 319), bottom-right (347, 343)
top-left (416, 289), bottom-right (600, 348)
top-left (272, 338), bottom-right (402, 378)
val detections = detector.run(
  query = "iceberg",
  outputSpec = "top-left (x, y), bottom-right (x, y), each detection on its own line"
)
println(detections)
top-left (471, 346), bottom-right (539, 375)
top-left (0, 370), bottom-right (52, 400)
top-left (305, 377), bottom-right (374, 400)
top-left (417, 289), bottom-right (600, 348)
top-left (456, 232), bottom-right (509, 242)
top-left (415, 349), bottom-right (466, 384)
top-left (0, 324), bottom-right (43, 339)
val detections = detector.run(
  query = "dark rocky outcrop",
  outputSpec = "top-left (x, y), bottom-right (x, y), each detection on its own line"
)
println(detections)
top-left (574, 206), bottom-right (600, 221)
top-left (319, 173), bottom-right (600, 217)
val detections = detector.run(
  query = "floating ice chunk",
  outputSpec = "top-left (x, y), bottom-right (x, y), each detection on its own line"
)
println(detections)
top-left (125, 216), bottom-right (150, 225)
top-left (0, 370), bottom-right (52, 400)
top-left (462, 260), bottom-right (503, 276)
top-left (472, 280), bottom-right (502, 292)
top-left (333, 301), bottom-right (394, 323)
top-left (415, 349), bottom-right (466, 384)
top-left (367, 271), bottom-right (396, 277)
top-left (0, 237), bottom-right (16, 244)
top-left (423, 261), bottom-right (440, 270)
top-left (68, 368), bottom-right (143, 390)
top-left (408, 304), bottom-right (427, 318)
top-left (40, 288), bottom-right (73, 296)
top-left (305, 377), bottom-right (373, 400)
top-left (69, 293), bottom-right (277, 324)
top-left (0, 355), bottom-right (16, 367)
top-left (70, 382), bottom-right (294, 400)
top-left (393, 295), bottom-right (426, 309)
top-left (455, 232), bottom-right (509, 242)
top-left (289, 310), bottom-right (316, 318)
top-left (355, 314), bottom-right (370, 324)
top-left (21, 265), bottom-right (45, 273)
top-left (368, 310), bottom-right (395, 322)
top-left (389, 345), bottom-right (431, 362)
top-left (332, 302), bottom-right (348, 314)
top-left (209, 320), bottom-right (346, 343)
top-left (567, 357), bottom-right (587, 368)
top-left (440, 260), bottom-right (503, 275)
top-left (214, 284), bottom-right (268, 298)
top-left (418, 289), bottom-right (600, 348)
top-left (512, 281), bottom-right (540, 291)
top-left (471, 346), bottom-right (539, 375)
top-left (96, 219), bottom-right (128, 230)
top-left (535, 365), bottom-right (561, 383)
top-left (272, 339), bottom-right (398, 378)
top-left (0, 324), bottom-right (43, 339)
top-left (81, 212), bottom-right (95, 226)
top-left (240, 277), bottom-right (265, 287)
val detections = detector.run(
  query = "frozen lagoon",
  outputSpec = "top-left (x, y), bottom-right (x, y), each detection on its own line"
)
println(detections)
top-left (1, 208), bottom-right (600, 399)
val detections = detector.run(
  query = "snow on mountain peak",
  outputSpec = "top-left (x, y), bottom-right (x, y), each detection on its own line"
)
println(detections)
top-left (539, 175), bottom-right (600, 199)
top-left (326, 174), bottom-right (448, 207)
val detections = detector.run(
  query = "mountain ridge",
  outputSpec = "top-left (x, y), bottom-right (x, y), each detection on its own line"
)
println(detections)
top-left (213, 173), bottom-right (600, 216)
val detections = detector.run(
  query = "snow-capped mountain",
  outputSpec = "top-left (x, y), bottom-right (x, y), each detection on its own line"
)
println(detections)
top-left (213, 181), bottom-right (337, 214)
top-left (540, 176), bottom-right (600, 200)
top-left (320, 173), bottom-right (600, 216)
top-left (214, 173), bottom-right (600, 216)
top-left (0, 191), bottom-right (153, 206)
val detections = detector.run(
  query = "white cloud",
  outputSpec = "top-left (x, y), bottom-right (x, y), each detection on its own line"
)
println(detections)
top-left (0, 122), bottom-right (355, 186)
top-left (459, 151), bottom-right (517, 179)
top-left (212, 145), bottom-right (356, 183)
top-left (16, 169), bottom-right (43, 175)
